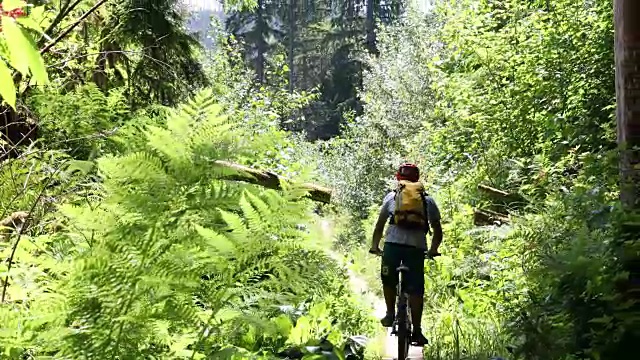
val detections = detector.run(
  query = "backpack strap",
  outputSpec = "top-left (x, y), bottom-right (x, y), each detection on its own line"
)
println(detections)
top-left (420, 191), bottom-right (432, 235)
top-left (388, 189), bottom-right (398, 225)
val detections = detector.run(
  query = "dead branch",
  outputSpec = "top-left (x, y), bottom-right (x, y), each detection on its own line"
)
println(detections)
top-left (473, 208), bottom-right (510, 226)
top-left (40, 0), bottom-right (110, 55)
top-left (478, 184), bottom-right (528, 206)
top-left (478, 184), bottom-right (510, 198)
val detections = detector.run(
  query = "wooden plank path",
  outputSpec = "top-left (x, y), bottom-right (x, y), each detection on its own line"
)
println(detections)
top-left (374, 300), bottom-right (424, 360)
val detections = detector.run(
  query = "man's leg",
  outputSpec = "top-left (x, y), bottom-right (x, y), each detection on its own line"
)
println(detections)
top-left (380, 243), bottom-right (400, 327)
top-left (406, 248), bottom-right (428, 346)
top-left (383, 286), bottom-right (397, 325)
top-left (409, 295), bottom-right (426, 343)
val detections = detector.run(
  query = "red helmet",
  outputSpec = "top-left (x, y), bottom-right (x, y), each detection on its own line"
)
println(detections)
top-left (396, 162), bottom-right (420, 181)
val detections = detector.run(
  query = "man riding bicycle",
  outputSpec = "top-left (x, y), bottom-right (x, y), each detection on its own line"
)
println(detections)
top-left (369, 163), bottom-right (443, 346)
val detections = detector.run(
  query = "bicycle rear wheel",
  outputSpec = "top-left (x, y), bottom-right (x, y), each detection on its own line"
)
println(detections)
top-left (396, 297), bottom-right (410, 359)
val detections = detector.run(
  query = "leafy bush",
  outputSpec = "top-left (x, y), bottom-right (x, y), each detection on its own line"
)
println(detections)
top-left (0, 89), bottom-right (375, 359)
top-left (326, 1), bottom-right (636, 359)
top-left (26, 85), bottom-right (131, 159)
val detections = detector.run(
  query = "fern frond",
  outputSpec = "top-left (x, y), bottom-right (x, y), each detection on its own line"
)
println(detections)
top-left (217, 209), bottom-right (249, 244)
top-left (13, 88), bottom-right (352, 359)
top-left (145, 125), bottom-right (191, 165)
top-left (245, 191), bottom-right (272, 223)
top-left (239, 192), bottom-right (267, 237)
top-left (194, 224), bottom-right (236, 255)
top-left (177, 88), bottom-right (219, 123)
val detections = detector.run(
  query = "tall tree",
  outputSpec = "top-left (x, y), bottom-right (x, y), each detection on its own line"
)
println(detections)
top-left (255, 0), bottom-right (267, 82)
top-left (614, 0), bottom-right (640, 209)
top-left (365, 0), bottom-right (376, 54)
top-left (288, 0), bottom-right (296, 91)
top-left (225, 0), bottom-right (283, 83)
top-left (613, 1), bottom-right (640, 344)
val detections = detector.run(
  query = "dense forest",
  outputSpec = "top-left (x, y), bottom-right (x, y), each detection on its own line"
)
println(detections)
top-left (0, 0), bottom-right (638, 359)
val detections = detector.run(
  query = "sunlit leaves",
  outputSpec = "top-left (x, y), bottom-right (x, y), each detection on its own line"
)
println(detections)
top-left (0, 4), bottom-right (48, 108)
top-left (9, 89), bottom-right (372, 359)
top-left (2, 18), bottom-right (33, 75)
top-left (334, 0), bottom-right (624, 359)
top-left (0, 58), bottom-right (15, 106)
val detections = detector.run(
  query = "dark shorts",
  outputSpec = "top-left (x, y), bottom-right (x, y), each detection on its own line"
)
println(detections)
top-left (380, 242), bottom-right (425, 295)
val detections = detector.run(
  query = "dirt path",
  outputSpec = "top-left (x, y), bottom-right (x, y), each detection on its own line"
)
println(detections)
top-left (320, 220), bottom-right (423, 360)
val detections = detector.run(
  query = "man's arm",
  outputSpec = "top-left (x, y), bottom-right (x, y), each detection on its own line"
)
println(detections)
top-left (370, 203), bottom-right (389, 252)
top-left (426, 197), bottom-right (443, 254)
top-left (429, 220), bottom-right (442, 254)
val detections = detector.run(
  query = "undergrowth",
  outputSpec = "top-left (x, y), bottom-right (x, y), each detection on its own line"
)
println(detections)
top-left (0, 90), bottom-right (376, 359)
top-left (323, 2), bottom-right (637, 360)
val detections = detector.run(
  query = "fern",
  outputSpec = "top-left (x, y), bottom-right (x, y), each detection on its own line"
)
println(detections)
top-left (0, 89), bottom-right (366, 359)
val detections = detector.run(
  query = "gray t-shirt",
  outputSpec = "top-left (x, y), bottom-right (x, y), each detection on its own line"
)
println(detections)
top-left (379, 190), bottom-right (441, 249)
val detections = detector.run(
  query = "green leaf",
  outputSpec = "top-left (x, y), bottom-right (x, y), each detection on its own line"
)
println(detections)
top-left (65, 160), bottom-right (95, 175)
top-left (273, 314), bottom-right (293, 336)
top-left (0, 59), bottom-right (16, 108)
top-left (194, 224), bottom-right (236, 254)
top-left (2, 16), bottom-right (29, 75)
top-left (2, 0), bottom-right (25, 11)
top-left (1, 16), bottom-right (48, 84)
top-left (215, 307), bottom-right (241, 322)
top-left (16, 17), bottom-right (44, 34)
top-left (301, 355), bottom-right (326, 360)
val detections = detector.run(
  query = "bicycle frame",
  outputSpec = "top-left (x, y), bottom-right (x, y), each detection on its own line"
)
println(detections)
top-left (393, 262), bottom-right (411, 360)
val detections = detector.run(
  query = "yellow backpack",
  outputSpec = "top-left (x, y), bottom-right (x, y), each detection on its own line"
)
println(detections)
top-left (391, 180), bottom-right (430, 231)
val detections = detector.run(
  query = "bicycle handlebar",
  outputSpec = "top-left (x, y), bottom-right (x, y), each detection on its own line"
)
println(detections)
top-left (425, 252), bottom-right (441, 260)
top-left (368, 248), bottom-right (441, 260)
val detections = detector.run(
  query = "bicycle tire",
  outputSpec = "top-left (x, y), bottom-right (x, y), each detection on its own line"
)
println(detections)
top-left (396, 262), bottom-right (412, 360)
top-left (396, 296), bottom-right (410, 360)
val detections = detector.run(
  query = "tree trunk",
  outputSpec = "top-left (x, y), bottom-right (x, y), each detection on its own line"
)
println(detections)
top-left (473, 208), bottom-right (509, 227)
top-left (289, 0), bottom-right (296, 92)
top-left (615, 0), bottom-right (640, 210)
top-left (365, 0), bottom-right (377, 54)
top-left (256, 0), bottom-right (266, 83)
top-left (613, 0), bottom-right (640, 330)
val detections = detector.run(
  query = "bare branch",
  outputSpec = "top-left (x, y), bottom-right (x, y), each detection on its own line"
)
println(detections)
top-left (40, 0), bottom-right (110, 55)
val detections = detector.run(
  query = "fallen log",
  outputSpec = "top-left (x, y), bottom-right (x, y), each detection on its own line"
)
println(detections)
top-left (477, 184), bottom-right (528, 209)
top-left (478, 184), bottom-right (510, 198)
top-left (473, 208), bottom-right (509, 226)
top-left (213, 160), bottom-right (332, 204)
top-left (0, 211), bottom-right (30, 242)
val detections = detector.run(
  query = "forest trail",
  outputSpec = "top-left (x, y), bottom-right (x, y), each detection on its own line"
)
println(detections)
top-left (320, 220), bottom-right (423, 360)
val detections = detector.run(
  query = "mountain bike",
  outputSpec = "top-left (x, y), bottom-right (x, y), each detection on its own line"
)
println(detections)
top-left (370, 248), bottom-right (440, 360)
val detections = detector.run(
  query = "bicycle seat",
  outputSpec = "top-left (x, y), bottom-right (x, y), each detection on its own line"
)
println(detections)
top-left (396, 264), bottom-right (410, 273)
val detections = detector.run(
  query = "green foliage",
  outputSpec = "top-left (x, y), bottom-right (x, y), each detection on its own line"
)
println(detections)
top-left (34, 0), bottom-right (208, 108)
top-left (198, 37), bottom-right (321, 180)
top-left (0, 89), bottom-right (375, 359)
top-left (26, 84), bottom-right (132, 159)
top-left (0, 1), bottom-right (48, 108)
